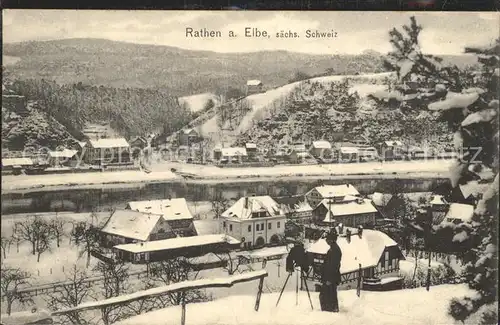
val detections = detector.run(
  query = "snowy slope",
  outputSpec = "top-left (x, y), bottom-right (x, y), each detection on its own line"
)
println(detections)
top-left (117, 284), bottom-right (473, 325)
top-left (197, 72), bottom-right (394, 144)
top-left (179, 93), bottom-right (220, 113)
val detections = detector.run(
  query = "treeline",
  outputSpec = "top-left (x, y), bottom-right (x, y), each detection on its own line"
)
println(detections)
top-left (9, 79), bottom-right (192, 139)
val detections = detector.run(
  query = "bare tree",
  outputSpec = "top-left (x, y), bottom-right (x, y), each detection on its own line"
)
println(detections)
top-left (214, 251), bottom-right (244, 275)
top-left (14, 216), bottom-right (53, 256)
top-left (0, 235), bottom-right (13, 259)
top-left (36, 228), bottom-right (54, 262)
top-left (211, 190), bottom-right (230, 221)
top-left (146, 257), bottom-right (210, 308)
top-left (46, 265), bottom-right (94, 325)
top-left (71, 222), bottom-right (100, 268)
top-left (50, 215), bottom-right (67, 248)
top-left (0, 266), bottom-right (32, 315)
top-left (93, 261), bottom-right (130, 325)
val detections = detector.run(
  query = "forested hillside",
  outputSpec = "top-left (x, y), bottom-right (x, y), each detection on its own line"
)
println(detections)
top-left (6, 78), bottom-right (192, 140)
top-left (234, 78), bottom-right (452, 151)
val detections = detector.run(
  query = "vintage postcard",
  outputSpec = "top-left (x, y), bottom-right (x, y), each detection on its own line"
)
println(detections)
top-left (1, 10), bottom-right (499, 325)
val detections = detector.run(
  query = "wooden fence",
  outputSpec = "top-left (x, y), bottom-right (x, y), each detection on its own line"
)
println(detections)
top-left (52, 269), bottom-right (269, 325)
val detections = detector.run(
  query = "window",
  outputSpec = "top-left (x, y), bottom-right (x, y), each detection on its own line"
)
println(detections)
top-left (256, 224), bottom-right (260, 231)
top-left (223, 221), bottom-right (226, 228)
top-left (261, 223), bottom-right (264, 230)
top-left (384, 251), bottom-right (389, 269)
top-left (277, 221), bottom-right (281, 228)
top-left (248, 225), bottom-right (252, 232)
top-left (229, 224), bottom-right (233, 231)
top-left (268, 223), bottom-right (271, 230)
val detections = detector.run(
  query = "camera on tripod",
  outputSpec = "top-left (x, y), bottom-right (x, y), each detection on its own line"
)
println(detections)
top-left (285, 243), bottom-right (312, 273)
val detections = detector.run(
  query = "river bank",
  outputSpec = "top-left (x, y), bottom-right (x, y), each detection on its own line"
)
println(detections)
top-left (1, 160), bottom-right (453, 194)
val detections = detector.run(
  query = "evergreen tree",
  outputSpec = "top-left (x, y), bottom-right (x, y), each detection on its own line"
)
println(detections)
top-left (384, 16), bottom-right (498, 324)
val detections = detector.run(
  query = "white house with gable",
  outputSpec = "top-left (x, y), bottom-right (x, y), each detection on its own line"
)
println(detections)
top-left (220, 196), bottom-right (286, 249)
top-left (305, 184), bottom-right (361, 208)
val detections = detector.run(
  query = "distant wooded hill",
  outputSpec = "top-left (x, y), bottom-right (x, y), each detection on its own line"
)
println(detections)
top-left (3, 38), bottom-right (478, 96)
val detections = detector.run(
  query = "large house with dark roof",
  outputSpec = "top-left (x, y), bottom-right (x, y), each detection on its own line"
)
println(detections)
top-left (84, 138), bottom-right (131, 166)
top-left (220, 196), bottom-right (286, 249)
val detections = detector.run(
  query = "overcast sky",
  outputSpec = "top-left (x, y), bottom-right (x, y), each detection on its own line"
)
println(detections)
top-left (2, 10), bottom-right (499, 55)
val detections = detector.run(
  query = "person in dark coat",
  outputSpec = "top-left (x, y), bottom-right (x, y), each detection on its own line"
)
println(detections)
top-left (319, 230), bottom-right (342, 312)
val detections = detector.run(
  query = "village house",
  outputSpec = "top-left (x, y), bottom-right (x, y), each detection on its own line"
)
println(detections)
top-left (112, 234), bottom-right (240, 264)
top-left (129, 136), bottom-right (148, 149)
top-left (178, 128), bottom-right (200, 147)
top-left (246, 80), bottom-right (263, 95)
top-left (380, 140), bottom-right (405, 161)
top-left (220, 196), bottom-right (286, 249)
top-left (312, 195), bottom-right (379, 228)
top-left (370, 192), bottom-right (407, 219)
top-left (126, 198), bottom-right (197, 237)
top-left (245, 143), bottom-right (258, 160)
top-left (310, 141), bottom-right (333, 159)
top-left (1, 157), bottom-right (34, 174)
top-left (306, 227), bottom-right (405, 291)
top-left (441, 203), bottom-right (475, 225)
top-left (47, 149), bottom-right (79, 167)
top-left (218, 147), bottom-right (248, 164)
top-left (274, 196), bottom-right (313, 224)
top-left (288, 142), bottom-right (311, 164)
top-left (305, 184), bottom-right (361, 209)
top-left (358, 146), bottom-right (379, 161)
top-left (99, 210), bottom-right (174, 249)
top-left (84, 138), bottom-right (131, 166)
top-left (334, 142), bottom-right (360, 162)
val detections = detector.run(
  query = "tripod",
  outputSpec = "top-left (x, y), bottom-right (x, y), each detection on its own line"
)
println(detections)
top-left (275, 267), bottom-right (314, 310)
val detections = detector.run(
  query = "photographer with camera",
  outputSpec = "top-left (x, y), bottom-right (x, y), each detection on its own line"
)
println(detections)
top-left (319, 229), bottom-right (342, 312)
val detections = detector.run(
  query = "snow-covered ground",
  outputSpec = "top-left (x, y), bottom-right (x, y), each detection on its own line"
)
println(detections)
top-left (1, 160), bottom-right (452, 192)
top-left (179, 93), bottom-right (220, 113)
top-left (117, 284), bottom-right (474, 325)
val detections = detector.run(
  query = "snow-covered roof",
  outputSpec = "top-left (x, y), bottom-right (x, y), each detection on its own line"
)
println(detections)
top-left (127, 198), bottom-right (193, 221)
top-left (221, 196), bottom-right (283, 220)
top-left (221, 147), bottom-right (247, 157)
top-left (182, 128), bottom-right (197, 135)
top-left (371, 192), bottom-right (393, 207)
top-left (101, 210), bottom-right (163, 241)
top-left (0, 309), bottom-right (52, 325)
top-left (48, 149), bottom-right (78, 159)
top-left (430, 195), bottom-right (448, 205)
top-left (2, 158), bottom-right (34, 167)
top-left (339, 147), bottom-right (359, 154)
top-left (113, 234), bottom-right (240, 253)
top-left (245, 143), bottom-right (257, 149)
top-left (247, 80), bottom-right (262, 86)
top-left (444, 203), bottom-right (474, 223)
top-left (384, 140), bottom-right (403, 147)
top-left (129, 136), bottom-right (147, 143)
top-left (319, 199), bottom-right (378, 222)
top-left (77, 141), bottom-right (87, 148)
top-left (307, 229), bottom-right (400, 273)
top-left (308, 184), bottom-right (360, 199)
top-left (312, 141), bottom-right (332, 149)
top-left (89, 138), bottom-right (130, 148)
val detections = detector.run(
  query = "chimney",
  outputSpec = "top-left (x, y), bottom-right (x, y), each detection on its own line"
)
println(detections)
top-left (358, 225), bottom-right (363, 238)
top-left (244, 197), bottom-right (249, 209)
top-left (347, 184), bottom-right (350, 188)
top-left (168, 196), bottom-right (172, 200)
top-left (346, 229), bottom-right (351, 243)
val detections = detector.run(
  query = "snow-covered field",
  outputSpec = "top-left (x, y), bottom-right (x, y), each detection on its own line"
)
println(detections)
top-left (179, 93), bottom-right (220, 113)
top-left (117, 284), bottom-right (474, 325)
top-left (1, 160), bottom-right (452, 192)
